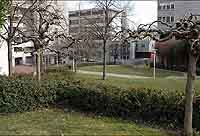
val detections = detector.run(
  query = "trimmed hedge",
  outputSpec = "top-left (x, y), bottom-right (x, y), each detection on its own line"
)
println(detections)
top-left (0, 76), bottom-right (199, 130)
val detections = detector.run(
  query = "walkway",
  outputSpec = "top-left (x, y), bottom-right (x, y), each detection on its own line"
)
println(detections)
top-left (78, 70), bottom-right (151, 79)
top-left (78, 70), bottom-right (194, 80)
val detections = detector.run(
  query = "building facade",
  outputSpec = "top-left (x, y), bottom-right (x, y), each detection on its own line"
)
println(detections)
top-left (157, 0), bottom-right (200, 30)
top-left (68, 8), bottom-right (129, 63)
top-left (0, 0), bottom-right (66, 75)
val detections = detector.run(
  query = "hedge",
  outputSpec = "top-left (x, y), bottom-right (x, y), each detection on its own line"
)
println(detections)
top-left (0, 76), bottom-right (199, 130)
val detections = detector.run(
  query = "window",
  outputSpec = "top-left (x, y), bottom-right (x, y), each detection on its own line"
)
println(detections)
top-left (25, 56), bottom-right (33, 64)
top-left (163, 5), bottom-right (166, 10)
top-left (80, 10), bottom-right (91, 16)
top-left (24, 47), bottom-right (33, 53)
top-left (167, 16), bottom-right (170, 22)
top-left (80, 19), bottom-right (89, 24)
top-left (69, 12), bottom-right (79, 17)
top-left (171, 16), bottom-right (174, 22)
top-left (167, 4), bottom-right (170, 9)
top-left (162, 17), bottom-right (166, 22)
top-left (92, 9), bottom-right (103, 15)
top-left (171, 4), bottom-right (175, 9)
top-left (15, 57), bottom-right (23, 65)
top-left (158, 5), bottom-right (161, 10)
top-left (69, 20), bottom-right (79, 25)
top-left (14, 47), bottom-right (23, 52)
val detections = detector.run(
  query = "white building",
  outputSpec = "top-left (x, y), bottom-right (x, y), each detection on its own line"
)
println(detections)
top-left (0, 0), bottom-right (66, 75)
top-left (0, 40), bottom-right (9, 75)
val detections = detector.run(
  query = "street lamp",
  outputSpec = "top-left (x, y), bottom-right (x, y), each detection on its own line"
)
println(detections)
top-left (152, 49), bottom-right (157, 80)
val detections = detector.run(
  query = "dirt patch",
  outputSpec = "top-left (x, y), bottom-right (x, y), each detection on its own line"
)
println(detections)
top-left (14, 65), bottom-right (33, 74)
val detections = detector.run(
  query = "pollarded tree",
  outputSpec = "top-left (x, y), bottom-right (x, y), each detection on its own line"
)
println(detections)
top-left (16, 0), bottom-right (64, 80)
top-left (0, 0), bottom-right (37, 76)
top-left (82, 0), bottom-right (124, 80)
top-left (120, 15), bottom-right (200, 136)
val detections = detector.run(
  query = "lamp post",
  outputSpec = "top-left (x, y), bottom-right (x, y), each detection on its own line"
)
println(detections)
top-left (152, 49), bottom-right (157, 80)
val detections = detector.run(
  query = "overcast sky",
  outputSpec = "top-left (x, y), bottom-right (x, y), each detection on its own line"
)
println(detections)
top-left (64, 1), bottom-right (157, 28)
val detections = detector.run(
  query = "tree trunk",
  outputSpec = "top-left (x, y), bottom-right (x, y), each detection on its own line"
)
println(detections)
top-left (8, 14), bottom-right (13, 77)
top-left (56, 53), bottom-right (59, 67)
top-left (44, 55), bottom-right (47, 73)
top-left (184, 52), bottom-right (196, 136)
top-left (36, 49), bottom-right (41, 81)
top-left (40, 51), bottom-right (44, 73)
top-left (32, 53), bottom-right (37, 77)
top-left (103, 39), bottom-right (106, 80)
top-left (72, 57), bottom-right (75, 72)
top-left (74, 59), bottom-right (77, 73)
top-left (7, 40), bottom-right (13, 76)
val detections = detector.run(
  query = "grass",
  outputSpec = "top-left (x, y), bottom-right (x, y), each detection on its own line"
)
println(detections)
top-left (43, 67), bottom-right (200, 94)
top-left (0, 109), bottom-right (170, 135)
top-left (74, 73), bottom-right (200, 95)
top-left (79, 65), bottom-right (185, 77)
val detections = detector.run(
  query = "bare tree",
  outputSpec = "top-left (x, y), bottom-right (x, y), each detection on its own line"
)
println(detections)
top-left (81, 0), bottom-right (124, 80)
top-left (16, 1), bottom-right (64, 80)
top-left (120, 15), bottom-right (200, 136)
top-left (0, 0), bottom-right (37, 76)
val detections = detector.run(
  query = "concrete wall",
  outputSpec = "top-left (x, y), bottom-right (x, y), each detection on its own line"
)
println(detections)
top-left (0, 40), bottom-right (8, 76)
top-left (13, 41), bottom-right (33, 67)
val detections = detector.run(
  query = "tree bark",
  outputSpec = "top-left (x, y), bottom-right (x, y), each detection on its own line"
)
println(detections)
top-left (40, 51), bottom-right (44, 73)
top-left (74, 59), bottom-right (77, 73)
top-left (32, 53), bottom-right (37, 77)
top-left (184, 52), bottom-right (196, 136)
top-left (36, 49), bottom-right (41, 81)
top-left (103, 39), bottom-right (106, 80)
top-left (8, 14), bottom-right (13, 76)
top-left (7, 39), bottom-right (13, 76)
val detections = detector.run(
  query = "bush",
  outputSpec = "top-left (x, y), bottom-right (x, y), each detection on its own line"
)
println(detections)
top-left (58, 84), bottom-right (186, 128)
top-left (0, 76), bottom-right (199, 130)
top-left (0, 76), bottom-right (58, 113)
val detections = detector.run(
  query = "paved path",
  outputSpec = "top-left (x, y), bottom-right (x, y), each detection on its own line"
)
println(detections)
top-left (78, 70), bottom-right (197, 80)
top-left (78, 70), bottom-right (152, 79)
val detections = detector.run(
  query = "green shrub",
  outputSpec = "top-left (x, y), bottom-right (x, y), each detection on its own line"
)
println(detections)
top-left (56, 83), bottom-right (199, 129)
top-left (0, 76), bottom-right (58, 113)
top-left (0, 75), bottom-right (199, 130)
top-left (45, 66), bottom-right (75, 80)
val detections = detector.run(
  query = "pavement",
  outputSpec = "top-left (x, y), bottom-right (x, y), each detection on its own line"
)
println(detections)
top-left (78, 70), bottom-right (152, 79)
top-left (14, 65), bottom-right (33, 74)
top-left (78, 70), bottom-right (194, 80)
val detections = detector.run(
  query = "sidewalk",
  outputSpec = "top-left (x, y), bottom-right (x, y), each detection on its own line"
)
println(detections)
top-left (78, 70), bottom-right (151, 79)
top-left (78, 70), bottom-right (195, 80)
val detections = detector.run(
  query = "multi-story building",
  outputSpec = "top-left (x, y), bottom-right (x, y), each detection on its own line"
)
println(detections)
top-left (68, 8), bottom-right (129, 63)
top-left (156, 0), bottom-right (200, 70)
top-left (157, 0), bottom-right (200, 30)
top-left (0, 0), bottom-right (66, 75)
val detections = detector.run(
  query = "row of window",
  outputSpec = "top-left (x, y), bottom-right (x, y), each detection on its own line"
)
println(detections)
top-left (14, 47), bottom-right (34, 52)
top-left (69, 10), bottom-right (104, 17)
top-left (69, 26), bottom-right (104, 33)
top-left (69, 17), bottom-right (104, 25)
top-left (158, 16), bottom-right (175, 23)
top-left (158, 3), bottom-right (175, 10)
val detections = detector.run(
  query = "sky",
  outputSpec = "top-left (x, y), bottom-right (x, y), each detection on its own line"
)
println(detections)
top-left (64, 1), bottom-right (157, 28)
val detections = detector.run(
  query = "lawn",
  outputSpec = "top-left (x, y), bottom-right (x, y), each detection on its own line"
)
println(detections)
top-left (79, 65), bottom-right (185, 77)
top-left (74, 73), bottom-right (200, 95)
top-left (0, 109), bottom-right (170, 135)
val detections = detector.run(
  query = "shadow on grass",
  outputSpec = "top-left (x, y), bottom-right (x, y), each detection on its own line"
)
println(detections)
top-left (53, 101), bottom-right (182, 136)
